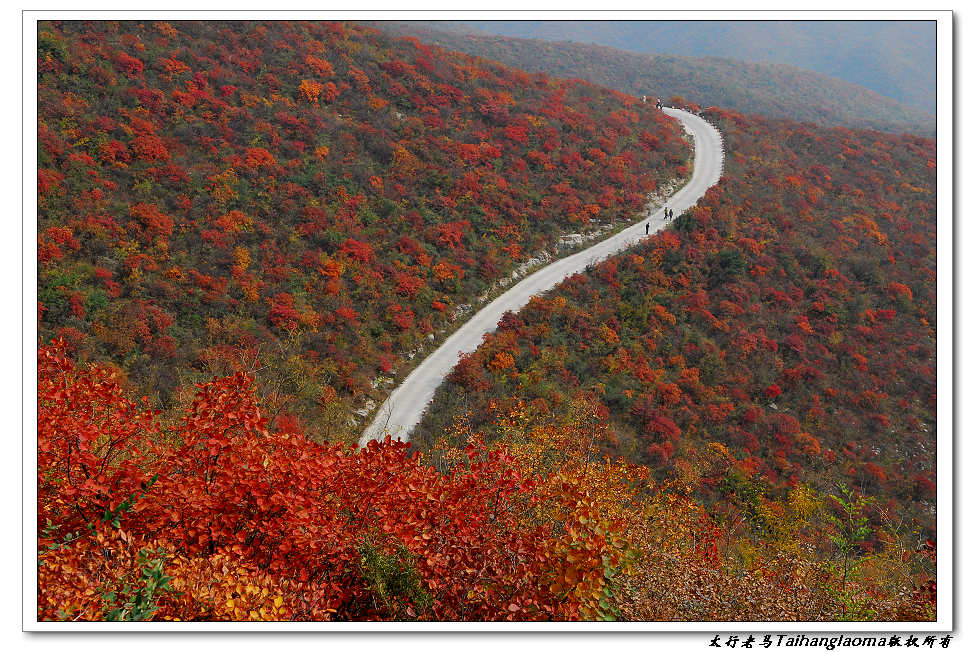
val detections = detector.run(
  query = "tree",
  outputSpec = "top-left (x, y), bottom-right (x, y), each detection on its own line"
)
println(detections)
top-left (825, 484), bottom-right (877, 620)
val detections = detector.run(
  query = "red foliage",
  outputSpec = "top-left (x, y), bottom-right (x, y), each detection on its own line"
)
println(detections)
top-left (131, 134), bottom-right (170, 163)
top-left (268, 292), bottom-right (300, 332)
top-left (340, 238), bottom-right (374, 263)
top-left (433, 221), bottom-right (470, 249)
top-left (245, 147), bottom-right (277, 169)
top-left (115, 52), bottom-right (145, 77)
top-left (37, 344), bottom-right (617, 621)
top-left (129, 202), bottom-right (174, 238)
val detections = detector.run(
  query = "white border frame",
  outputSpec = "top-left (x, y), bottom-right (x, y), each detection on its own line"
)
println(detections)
top-left (22, 8), bottom-right (953, 634)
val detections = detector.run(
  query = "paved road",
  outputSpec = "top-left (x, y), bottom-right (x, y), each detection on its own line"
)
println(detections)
top-left (359, 108), bottom-right (724, 446)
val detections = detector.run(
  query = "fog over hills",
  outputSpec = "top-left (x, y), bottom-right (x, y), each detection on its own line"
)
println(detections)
top-left (406, 20), bottom-right (936, 115)
top-left (376, 21), bottom-right (935, 136)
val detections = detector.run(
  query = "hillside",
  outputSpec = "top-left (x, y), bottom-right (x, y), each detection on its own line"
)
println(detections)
top-left (407, 20), bottom-right (937, 115)
top-left (37, 339), bottom-right (936, 621)
top-left (414, 108), bottom-right (937, 536)
top-left (375, 22), bottom-right (935, 136)
top-left (360, 108), bottom-right (723, 444)
top-left (37, 20), bottom-right (689, 444)
top-left (35, 21), bottom-right (938, 624)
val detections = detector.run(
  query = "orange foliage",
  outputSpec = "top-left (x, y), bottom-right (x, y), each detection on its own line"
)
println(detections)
top-left (298, 79), bottom-right (323, 103)
top-left (488, 351), bottom-right (516, 374)
top-left (304, 54), bottom-right (334, 77)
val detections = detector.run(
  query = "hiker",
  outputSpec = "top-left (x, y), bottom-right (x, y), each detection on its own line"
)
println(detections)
top-left (664, 207), bottom-right (670, 220)
top-left (646, 222), bottom-right (650, 234)
top-left (643, 95), bottom-right (647, 103)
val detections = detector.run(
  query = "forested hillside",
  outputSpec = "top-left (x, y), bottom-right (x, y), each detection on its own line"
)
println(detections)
top-left (375, 22), bottom-right (935, 136)
top-left (416, 108), bottom-right (937, 536)
top-left (37, 20), bottom-right (688, 443)
top-left (35, 21), bottom-right (938, 624)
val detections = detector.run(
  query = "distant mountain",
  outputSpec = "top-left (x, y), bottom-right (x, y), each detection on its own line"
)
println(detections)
top-left (375, 22), bottom-right (935, 136)
top-left (414, 20), bottom-right (937, 115)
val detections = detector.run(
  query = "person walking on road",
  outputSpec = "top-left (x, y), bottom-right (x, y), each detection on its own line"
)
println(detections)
top-left (646, 222), bottom-right (650, 234)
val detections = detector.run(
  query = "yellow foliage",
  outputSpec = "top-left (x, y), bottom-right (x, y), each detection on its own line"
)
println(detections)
top-left (392, 144), bottom-right (420, 175)
top-left (162, 553), bottom-right (295, 621)
top-left (233, 246), bottom-right (251, 270)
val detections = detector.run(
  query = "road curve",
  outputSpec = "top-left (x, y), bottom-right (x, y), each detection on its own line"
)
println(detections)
top-left (359, 108), bottom-right (724, 446)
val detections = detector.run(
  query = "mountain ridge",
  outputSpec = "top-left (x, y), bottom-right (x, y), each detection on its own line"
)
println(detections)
top-left (374, 21), bottom-right (935, 136)
top-left (403, 19), bottom-right (937, 115)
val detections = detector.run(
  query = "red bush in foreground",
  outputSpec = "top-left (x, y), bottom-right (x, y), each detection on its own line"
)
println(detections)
top-left (37, 341), bottom-right (624, 621)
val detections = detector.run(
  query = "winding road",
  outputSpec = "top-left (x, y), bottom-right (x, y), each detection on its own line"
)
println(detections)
top-left (359, 108), bottom-right (724, 447)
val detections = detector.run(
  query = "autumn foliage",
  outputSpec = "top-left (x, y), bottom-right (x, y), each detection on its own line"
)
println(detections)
top-left (38, 345), bottom-right (935, 621)
top-left (36, 20), bottom-right (937, 623)
top-left (38, 342), bottom-right (636, 620)
top-left (416, 108), bottom-right (937, 544)
top-left (37, 20), bottom-right (689, 444)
